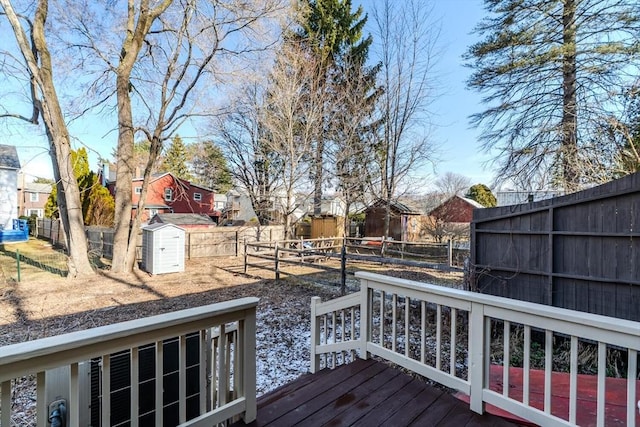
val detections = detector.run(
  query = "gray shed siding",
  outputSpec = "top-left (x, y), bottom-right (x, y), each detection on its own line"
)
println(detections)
top-left (141, 223), bottom-right (185, 274)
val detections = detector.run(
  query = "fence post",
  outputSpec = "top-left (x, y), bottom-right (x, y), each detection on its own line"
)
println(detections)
top-left (243, 238), bottom-right (248, 274)
top-left (235, 231), bottom-right (239, 257)
top-left (448, 239), bottom-right (453, 267)
top-left (187, 232), bottom-right (192, 260)
top-left (274, 241), bottom-right (280, 281)
top-left (16, 249), bottom-right (21, 282)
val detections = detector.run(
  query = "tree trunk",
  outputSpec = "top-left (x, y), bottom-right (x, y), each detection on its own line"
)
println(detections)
top-left (111, 71), bottom-right (135, 273)
top-left (2, 0), bottom-right (94, 277)
top-left (110, 0), bottom-right (171, 273)
top-left (313, 139), bottom-right (324, 216)
top-left (561, 0), bottom-right (579, 192)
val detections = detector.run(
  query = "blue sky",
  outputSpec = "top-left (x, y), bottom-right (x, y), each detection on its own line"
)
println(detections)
top-left (11, 0), bottom-right (493, 188)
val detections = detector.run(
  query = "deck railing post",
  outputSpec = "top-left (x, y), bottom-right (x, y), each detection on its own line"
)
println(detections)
top-left (242, 307), bottom-right (257, 422)
top-left (359, 281), bottom-right (370, 360)
top-left (469, 301), bottom-right (486, 414)
top-left (310, 296), bottom-right (322, 373)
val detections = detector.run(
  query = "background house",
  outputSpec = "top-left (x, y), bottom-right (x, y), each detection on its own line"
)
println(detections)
top-left (427, 195), bottom-right (484, 242)
top-left (17, 176), bottom-right (52, 218)
top-left (108, 172), bottom-right (224, 223)
top-left (364, 199), bottom-right (421, 241)
top-left (495, 190), bottom-right (564, 206)
top-left (0, 145), bottom-right (21, 229)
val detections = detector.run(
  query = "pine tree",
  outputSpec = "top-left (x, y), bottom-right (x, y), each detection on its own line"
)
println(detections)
top-left (190, 141), bottom-right (233, 192)
top-left (293, 0), bottom-right (375, 215)
top-left (161, 135), bottom-right (193, 181)
top-left (466, 0), bottom-right (640, 191)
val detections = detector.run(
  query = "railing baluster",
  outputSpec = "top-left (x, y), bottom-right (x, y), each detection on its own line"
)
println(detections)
top-left (523, 325), bottom-right (531, 406)
top-left (379, 290), bottom-right (385, 347)
top-left (156, 341), bottom-right (164, 426)
top-left (211, 332), bottom-right (218, 407)
top-left (1, 381), bottom-right (11, 427)
top-left (597, 342), bottom-right (606, 427)
top-left (102, 355), bottom-right (111, 427)
top-left (436, 304), bottom-right (442, 370)
top-left (179, 335), bottom-right (187, 423)
top-left (420, 300), bottom-right (426, 364)
top-left (450, 308), bottom-right (457, 376)
top-left (569, 336), bottom-right (578, 424)
top-left (218, 324), bottom-right (228, 408)
top-left (392, 293), bottom-right (397, 352)
top-left (201, 329), bottom-right (209, 412)
top-left (627, 349), bottom-right (637, 427)
top-left (405, 297), bottom-right (410, 358)
top-left (544, 330), bottom-right (552, 414)
top-left (503, 321), bottom-right (510, 397)
top-left (130, 349), bottom-right (139, 427)
top-left (37, 371), bottom-right (46, 427)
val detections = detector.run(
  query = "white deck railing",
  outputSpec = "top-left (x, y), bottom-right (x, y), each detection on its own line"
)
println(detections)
top-left (0, 297), bottom-right (258, 427)
top-left (311, 272), bottom-right (640, 427)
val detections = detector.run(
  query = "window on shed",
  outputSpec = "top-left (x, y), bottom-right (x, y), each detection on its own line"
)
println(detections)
top-left (193, 192), bottom-right (202, 201)
top-left (164, 188), bottom-right (173, 201)
top-left (135, 187), bottom-right (142, 194)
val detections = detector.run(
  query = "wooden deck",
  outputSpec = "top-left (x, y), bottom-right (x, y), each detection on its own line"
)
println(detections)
top-left (234, 359), bottom-right (520, 427)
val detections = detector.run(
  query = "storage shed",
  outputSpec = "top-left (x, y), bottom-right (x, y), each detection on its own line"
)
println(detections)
top-left (141, 223), bottom-right (185, 274)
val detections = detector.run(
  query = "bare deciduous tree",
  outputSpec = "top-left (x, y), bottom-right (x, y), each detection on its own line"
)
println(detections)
top-left (369, 0), bottom-right (440, 247)
top-left (1, 0), bottom-right (94, 277)
top-left (259, 39), bottom-right (326, 238)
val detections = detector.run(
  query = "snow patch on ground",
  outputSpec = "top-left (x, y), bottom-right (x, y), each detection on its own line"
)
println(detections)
top-left (255, 300), bottom-right (313, 395)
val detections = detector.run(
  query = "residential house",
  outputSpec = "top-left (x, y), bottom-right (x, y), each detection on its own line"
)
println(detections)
top-left (17, 176), bottom-right (52, 218)
top-left (363, 199), bottom-right (422, 241)
top-left (0, 145), bottom-right (21, 229)
top-left (495, 189), bottom-right (564, 206)
top-left (427, 195), bottom-right (484, 242)
top-left (430, 195), bottom-right (483, 223)
top-left (223, 189), bottom-right (306, 225)
top-left (108, 172), bottom-right (224, 223)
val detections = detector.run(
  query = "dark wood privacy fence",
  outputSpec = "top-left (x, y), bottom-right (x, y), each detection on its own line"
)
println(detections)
top-left (471, 172), bottom-right (640, 321)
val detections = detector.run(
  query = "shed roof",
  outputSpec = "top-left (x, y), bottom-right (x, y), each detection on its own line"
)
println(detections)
top-left (142, 222), bottom-right (185, 232)
top-left (151, 213), bottom-right (215, 225)
top-left (0, 145), bottom-right (21, 170)
top-left (366, 199), bottom-right (421, 215)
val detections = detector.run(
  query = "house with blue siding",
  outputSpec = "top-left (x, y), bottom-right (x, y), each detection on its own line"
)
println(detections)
top-left (0, 145), bottom-right (21, 229)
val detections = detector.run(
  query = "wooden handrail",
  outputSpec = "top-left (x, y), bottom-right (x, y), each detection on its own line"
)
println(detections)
top-left (0, 298), bottom-right (259, 426)
top-left (311, 272), bottom-right (640, 427)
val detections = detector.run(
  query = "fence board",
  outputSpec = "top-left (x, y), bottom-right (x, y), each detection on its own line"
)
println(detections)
top-left (472, 172), bottom-right (640, 321)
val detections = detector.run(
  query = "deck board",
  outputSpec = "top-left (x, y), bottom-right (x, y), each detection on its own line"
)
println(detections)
top-left (235, 359), bottom-right (519, 427)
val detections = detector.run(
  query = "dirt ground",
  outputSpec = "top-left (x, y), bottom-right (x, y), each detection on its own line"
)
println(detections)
top-left (0, 242), bottom-right (463, 343)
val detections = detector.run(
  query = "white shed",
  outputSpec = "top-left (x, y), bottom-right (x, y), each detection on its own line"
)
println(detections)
top-left (141, 223), bottom-right (185, 274)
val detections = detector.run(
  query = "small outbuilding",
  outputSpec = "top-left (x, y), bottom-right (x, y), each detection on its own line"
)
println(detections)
top-left (141, 223), bottom-right (185, 275)
top-left (364, 199), bottom-right (421, 241)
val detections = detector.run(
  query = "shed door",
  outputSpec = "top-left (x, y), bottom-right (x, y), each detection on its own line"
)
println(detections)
top-left (156, 231), bottom-right (182, 273)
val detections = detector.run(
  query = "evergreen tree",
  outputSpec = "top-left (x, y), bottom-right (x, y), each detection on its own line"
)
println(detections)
top-left (190, 141), bottom-right (233, 192)
top-left (466, 184), bottom-right (497, 207)
top-left (466, 0), bottom-right (640, 191)
top-left (293, 0), bottom-right (375, 215)
top-left (45, 148), bottom-right (114, 225)
top-left (161, 135), bottom-right (193, 180)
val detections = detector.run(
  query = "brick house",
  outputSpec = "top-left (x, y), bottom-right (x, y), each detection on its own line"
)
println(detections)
top-left (18, 180), bottom-right (52, 218)
top-left (108, 172), bottom-right (223, 223)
